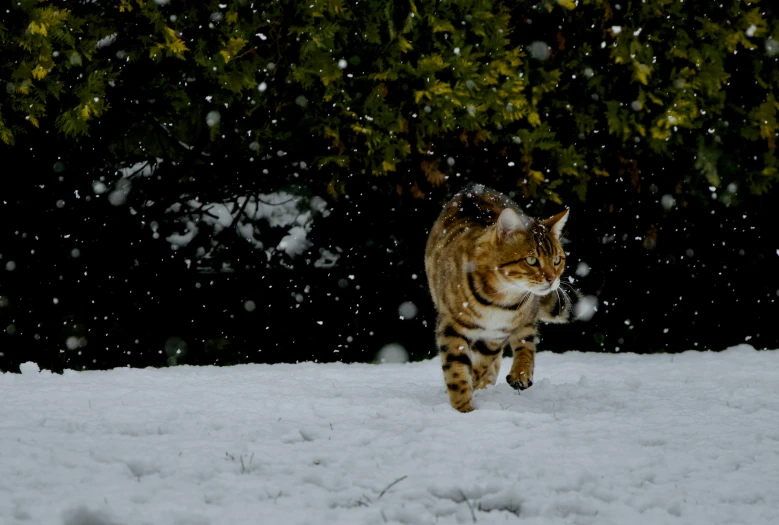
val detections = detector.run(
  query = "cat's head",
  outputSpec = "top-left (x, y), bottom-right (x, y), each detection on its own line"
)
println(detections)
top-left (481, 207), bottom-right (569, 297)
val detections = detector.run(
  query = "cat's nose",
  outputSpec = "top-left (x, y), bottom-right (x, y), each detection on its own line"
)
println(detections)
top-left (544, 274), bottom-right (555, 283)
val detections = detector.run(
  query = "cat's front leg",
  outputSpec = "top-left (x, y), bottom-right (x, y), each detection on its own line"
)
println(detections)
top-left (471, 340), bottom-right (504, 389)
top-left (506, 331), bottom-right (536, 391)
top-left (437, 320), bottom-right (475, 413)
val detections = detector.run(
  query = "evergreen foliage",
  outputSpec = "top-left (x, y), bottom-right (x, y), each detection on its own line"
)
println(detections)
top-left (1, 0), bottom-right (777, 201)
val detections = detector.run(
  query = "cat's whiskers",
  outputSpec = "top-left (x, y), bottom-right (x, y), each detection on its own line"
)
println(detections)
top-left (504, 281), bottom-right (533, 301)
top-left (558, 280), bottom-right (577, 294)
top-left (491, 269), bottom-right (529, 300)
top-left (515, 290), bottom-right (532, 310)
top-left (557, 287), bottom-right (573, 312)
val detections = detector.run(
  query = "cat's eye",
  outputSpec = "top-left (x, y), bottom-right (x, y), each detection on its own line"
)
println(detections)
top-left (526, 256), bottom-right (538, 266)
top-left (554, 255), bottom-right (561, 265)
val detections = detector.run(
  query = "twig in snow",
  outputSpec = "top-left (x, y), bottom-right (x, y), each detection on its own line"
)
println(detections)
top-left (381, 509), bottom-right (388, 523)
top-left (480, 498), bottom-right (521, 517)
top-left (351, 494), bottom-right (372, 507)
top-left (378, 475), bottom-right (408, 499)
top-left (458, 489), bottom-right (477, 523)
top-left (265, 490), bottom-right (283, 504)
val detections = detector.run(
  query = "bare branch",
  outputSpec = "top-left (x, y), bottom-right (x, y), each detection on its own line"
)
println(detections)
top-left (255, 196), bottom-right (296, 206)
top-left (123, 160), bottom-right (151, 179)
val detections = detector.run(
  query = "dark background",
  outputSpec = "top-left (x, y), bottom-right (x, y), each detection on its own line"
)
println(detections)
top-left (1, 1), bottom-right (778, 372)
top-left (1, 146), bottom-right (777, 374)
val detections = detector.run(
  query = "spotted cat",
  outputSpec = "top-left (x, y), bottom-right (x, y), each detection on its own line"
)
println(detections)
top-left (425, 184), bottom-right (575, 412)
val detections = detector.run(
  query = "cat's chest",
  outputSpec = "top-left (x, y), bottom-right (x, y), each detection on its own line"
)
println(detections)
top-left (466, 307), bottom-right (519, 341)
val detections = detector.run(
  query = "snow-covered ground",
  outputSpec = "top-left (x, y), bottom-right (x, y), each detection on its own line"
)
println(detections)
top-left (2, 346), bottom-right (778, 525)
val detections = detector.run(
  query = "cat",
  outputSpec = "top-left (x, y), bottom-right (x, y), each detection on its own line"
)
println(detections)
top-left (425, 184), bottom-right (575, 412)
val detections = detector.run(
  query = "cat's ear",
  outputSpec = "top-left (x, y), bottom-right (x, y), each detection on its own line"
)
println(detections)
top-left (496, 208), bottom-right (530, 243)
top-left (543, 209), bottom-right (569, 240)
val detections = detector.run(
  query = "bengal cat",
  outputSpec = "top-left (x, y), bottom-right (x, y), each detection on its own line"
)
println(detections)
top-left (425, 184), bottom-right (574, 412)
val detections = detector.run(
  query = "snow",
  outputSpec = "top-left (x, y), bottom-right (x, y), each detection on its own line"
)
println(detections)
top-left (119, 160), bottom-right (158, 178)
top-left (2, 346), bottom-right (778, 525)
top-left (166, 221), bottom-right (199, 247)
top-left (17, 361), bottom-right (39, 375)
top-left (376, 343), bottom-right (410, 364)
top-left (205, 111), bottom-right (221, 127)
top-left (397, 301), bottom-right (418, 320)
top-left (107, 179), bottom-right (131, 206)
top-left (575, 261), bottom-right (591, 277)
top-left (313, 248), bottom-right (339, 268)
top-left (573, 295), bottom-right (598, 321)
top-left (277, 226), bottom-right (311, 257)
top-left (96, 34), bottom-right (118, 49)
top-left (166, 193), bottom-right (328, 262)
top-left (528, 41), bottom-right (550, 61)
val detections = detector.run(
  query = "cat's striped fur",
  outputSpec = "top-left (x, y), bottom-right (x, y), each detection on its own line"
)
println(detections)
top-left (425, 184), bottom-right (574, 412)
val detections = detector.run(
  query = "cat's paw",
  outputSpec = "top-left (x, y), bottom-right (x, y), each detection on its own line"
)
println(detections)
top-left (454, 403), bottom-right (475, 413)
top-left (506, 373), bottom-right (533, 391)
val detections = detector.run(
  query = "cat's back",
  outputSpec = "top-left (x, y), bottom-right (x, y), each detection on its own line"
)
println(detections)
top-left (426, 184), bottom-right (518, 255)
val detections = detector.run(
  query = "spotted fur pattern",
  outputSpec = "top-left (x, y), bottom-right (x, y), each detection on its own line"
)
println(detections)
top-left (425, 184), bottom-right (575, 412)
